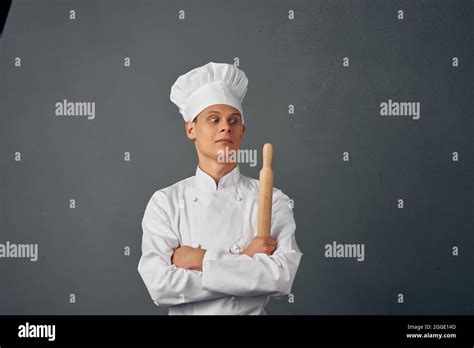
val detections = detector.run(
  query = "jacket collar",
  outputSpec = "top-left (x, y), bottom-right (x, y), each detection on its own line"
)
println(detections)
top-left (195, 164), bottom-right (241, 192)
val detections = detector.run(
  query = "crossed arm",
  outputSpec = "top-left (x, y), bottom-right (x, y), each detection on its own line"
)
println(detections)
top-left (138, 190), bottom-right (303, 306)
top-left (171, 236), bottom-right (277, 271)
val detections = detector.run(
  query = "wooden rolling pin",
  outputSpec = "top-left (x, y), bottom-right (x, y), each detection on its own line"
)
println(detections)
top-left (256, 143), bottom-right (273, 237)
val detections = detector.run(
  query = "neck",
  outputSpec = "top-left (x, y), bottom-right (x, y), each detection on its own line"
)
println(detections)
top-left (197, 154), bottom-right (237, 186)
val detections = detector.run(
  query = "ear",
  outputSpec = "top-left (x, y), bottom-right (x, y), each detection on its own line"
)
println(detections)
top-left (242, 123), bottom-right (246, 134)
top-left (185, 121), bottom-right (196, 140)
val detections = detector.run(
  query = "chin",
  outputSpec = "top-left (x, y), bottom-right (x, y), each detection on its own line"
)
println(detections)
top-left (215, 142), bottom-right (235, 148)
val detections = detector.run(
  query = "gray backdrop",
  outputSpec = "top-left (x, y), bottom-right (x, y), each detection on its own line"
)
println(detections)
top-left (0, 0), bottom-right (473, 315)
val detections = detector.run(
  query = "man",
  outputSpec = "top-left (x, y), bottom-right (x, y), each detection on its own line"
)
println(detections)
top-left (138, 62), bottom-right (303, 315)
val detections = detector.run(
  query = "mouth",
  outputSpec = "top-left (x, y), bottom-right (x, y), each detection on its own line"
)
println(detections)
top-left (215, 139), bottom-right (234, 144)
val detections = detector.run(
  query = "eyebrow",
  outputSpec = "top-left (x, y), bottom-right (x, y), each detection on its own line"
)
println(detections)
top-left (206, 110), bottom-right (241, 117)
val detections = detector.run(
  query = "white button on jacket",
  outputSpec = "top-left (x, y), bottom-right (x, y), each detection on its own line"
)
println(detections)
top-left (138, 164), bottom-right (303, 315)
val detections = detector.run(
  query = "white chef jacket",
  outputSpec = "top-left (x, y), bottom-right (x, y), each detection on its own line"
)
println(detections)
top-left (138, 164), bottom-right (303, 315)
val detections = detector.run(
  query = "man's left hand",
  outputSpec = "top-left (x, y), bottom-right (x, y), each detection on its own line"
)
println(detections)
top-left (171, 246), bottom-right (206, 271)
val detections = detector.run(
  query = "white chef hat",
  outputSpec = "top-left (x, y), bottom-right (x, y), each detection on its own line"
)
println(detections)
top-left (170, 62), bottom-right (248, 123)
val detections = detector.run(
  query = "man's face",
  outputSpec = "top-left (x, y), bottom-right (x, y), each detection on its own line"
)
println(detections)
top-left (185, 104), bottom-right (245, 162)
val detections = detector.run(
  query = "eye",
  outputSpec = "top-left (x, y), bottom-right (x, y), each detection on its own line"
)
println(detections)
top-left (229, 117), bottom-right (239, 125)
top-left (209, 116), bottom-right (219, 123)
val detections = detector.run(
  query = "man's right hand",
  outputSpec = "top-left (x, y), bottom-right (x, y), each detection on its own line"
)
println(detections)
top-left (239, 236), bottom-right (277, 257)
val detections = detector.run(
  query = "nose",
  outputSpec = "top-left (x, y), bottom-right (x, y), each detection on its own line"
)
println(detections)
top-left (220, 120), bottom-right (232, 133)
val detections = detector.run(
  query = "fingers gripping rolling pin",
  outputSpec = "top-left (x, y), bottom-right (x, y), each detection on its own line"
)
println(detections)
top-left (257, 143), bottom-right (273, 237)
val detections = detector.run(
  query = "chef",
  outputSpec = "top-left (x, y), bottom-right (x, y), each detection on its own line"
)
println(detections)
top-left (138, 62), bottom-right (303, 315)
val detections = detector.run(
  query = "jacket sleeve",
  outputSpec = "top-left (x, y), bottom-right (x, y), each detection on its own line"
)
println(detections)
top-left (137, 191), bottom-right (229, 307)
top-left (201, 189), bottom-right (303, 297)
